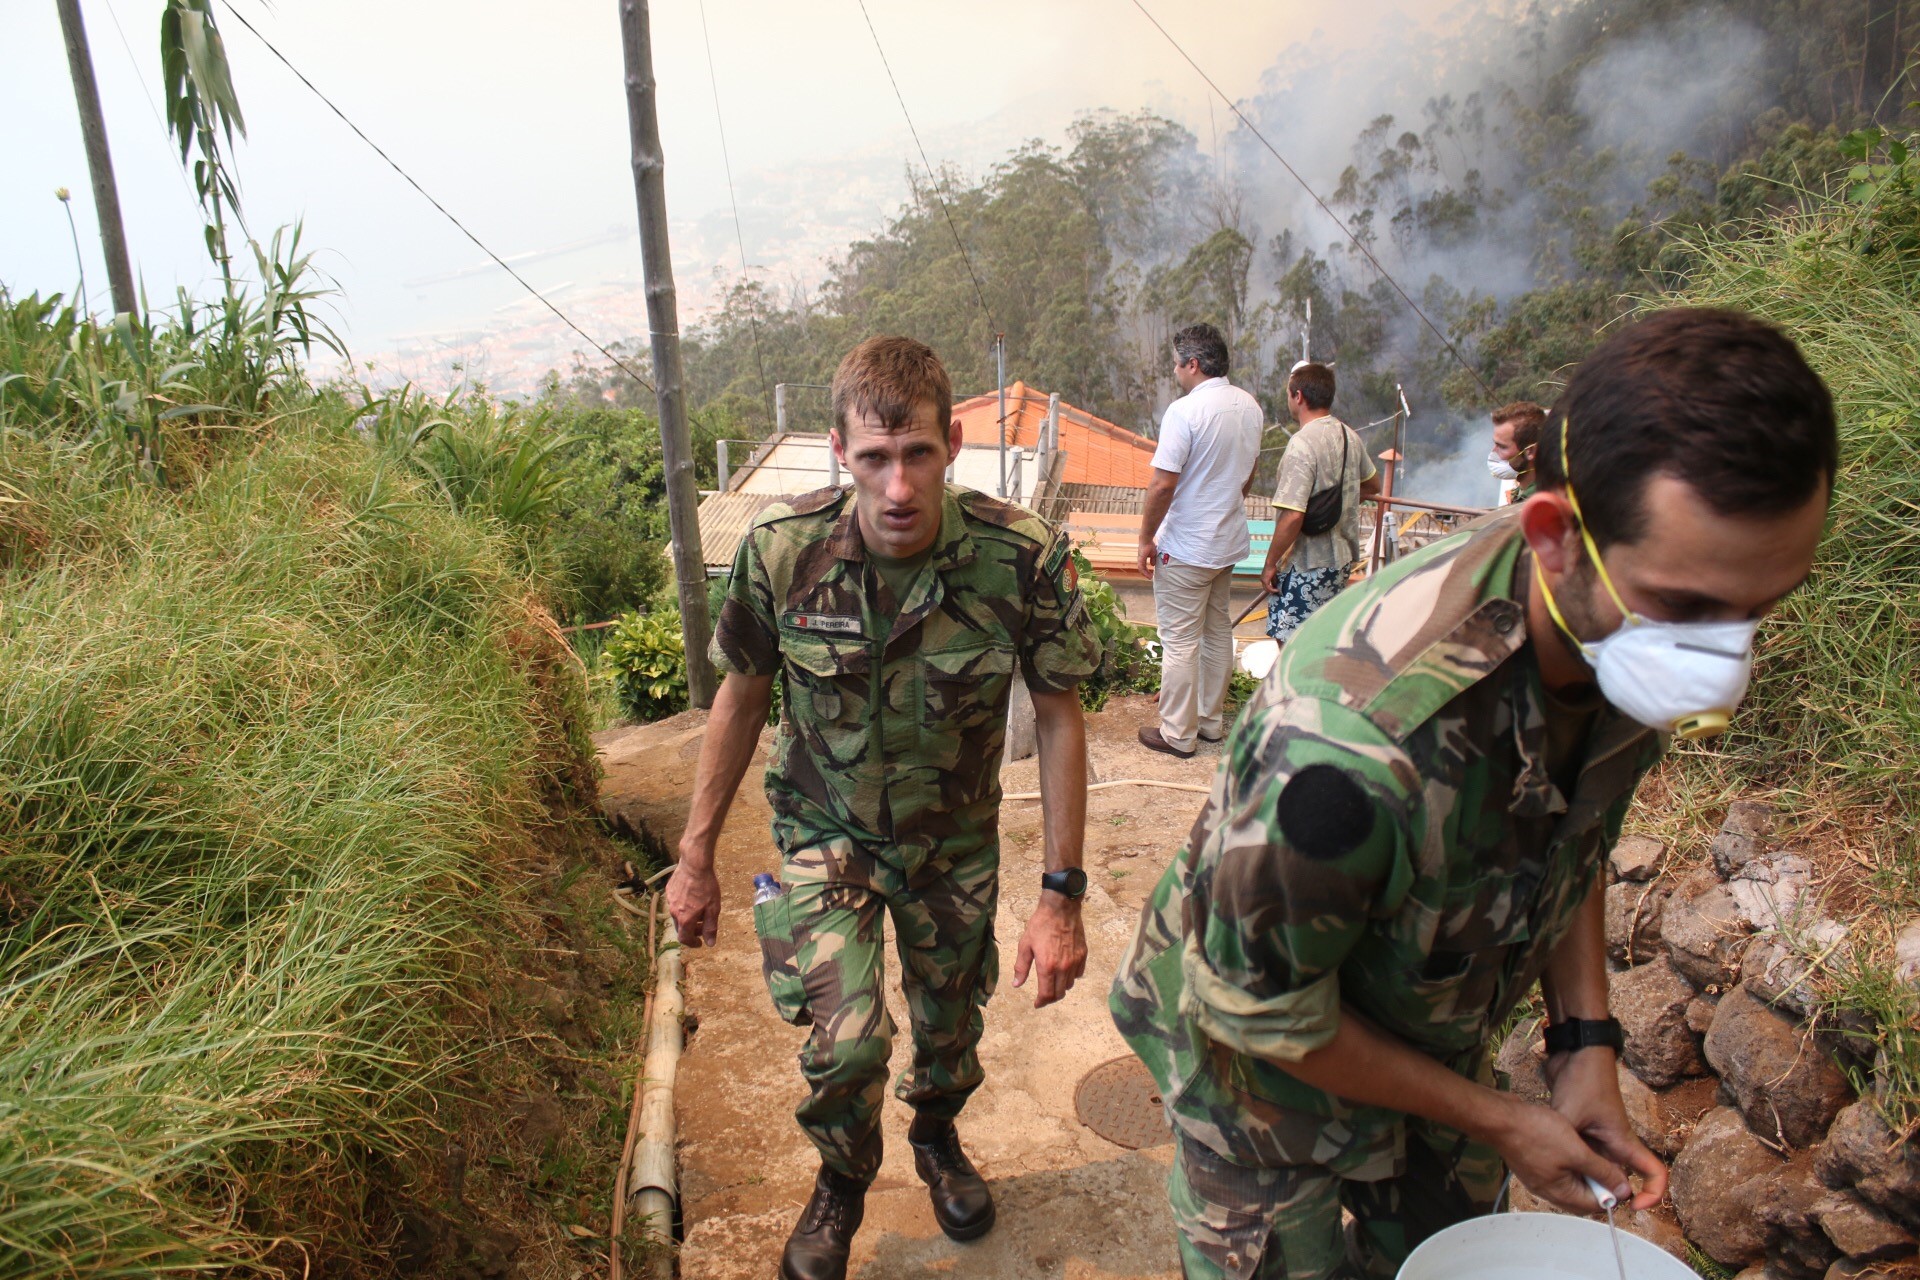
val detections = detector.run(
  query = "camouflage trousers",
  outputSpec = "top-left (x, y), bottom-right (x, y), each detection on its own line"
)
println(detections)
top-left (752, 837), bottom-right (999, 1183)
top-left (1169, 1124), bottom-right (1503, 1280)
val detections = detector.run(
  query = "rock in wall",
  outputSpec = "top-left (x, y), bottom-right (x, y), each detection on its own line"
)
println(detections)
top-left (1501, 798), bottom-right (1919, 1280)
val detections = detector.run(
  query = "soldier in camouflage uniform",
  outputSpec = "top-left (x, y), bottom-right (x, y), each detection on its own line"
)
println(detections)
top-left (1111, 309), bottom-right (1838, 1278)
top-left (666, 336), bottom-right (1101, 1280)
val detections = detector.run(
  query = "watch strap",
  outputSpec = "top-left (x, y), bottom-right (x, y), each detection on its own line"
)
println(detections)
top-left (1542, 1016), bottom-right (1624, 1054)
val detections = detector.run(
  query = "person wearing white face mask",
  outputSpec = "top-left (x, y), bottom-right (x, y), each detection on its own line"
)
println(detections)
top-left (1111, 307), bottom-right (1836, 1280)
top-left (1488, 400), bottom-right (1546, 505)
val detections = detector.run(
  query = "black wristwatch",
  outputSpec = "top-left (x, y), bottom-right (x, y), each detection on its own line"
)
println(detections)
top-left (1040, 868), bottom-right (1088, 900)
top-left (1542, 1017), bottom-right (1624, 1055)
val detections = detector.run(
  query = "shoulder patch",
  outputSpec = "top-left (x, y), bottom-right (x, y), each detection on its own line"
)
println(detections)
top-left (1275, 764), bottom-right (1374, 862)
top-left (954, 487), bottom-right (1048, 543)
top-left (1043, 533), bottom-right (1070, 577)
top-left (755, 485), bottom-right (847, 528)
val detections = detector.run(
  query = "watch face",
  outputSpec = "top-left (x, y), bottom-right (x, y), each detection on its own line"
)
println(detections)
top-left (1048, 867), bottom-right (1088, 898)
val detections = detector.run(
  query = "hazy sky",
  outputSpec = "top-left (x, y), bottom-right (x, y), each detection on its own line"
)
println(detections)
top-left (6, 0), bottom-right (1414, 386)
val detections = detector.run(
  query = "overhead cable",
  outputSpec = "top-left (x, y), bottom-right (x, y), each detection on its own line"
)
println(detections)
top-left (216, 0), bottom-right (655, 392)
top-left (854, 0), bottom-right (999, 337)
top-left (698, 0), bottom-right (777, 427)
top-left (1126, 0), bottom-right (1497, 401)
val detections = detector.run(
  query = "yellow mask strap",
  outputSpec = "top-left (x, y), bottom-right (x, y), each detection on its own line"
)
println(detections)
top-left (1557, 415), bottom-right (1635, 623)
top-left (1532, 557), bottom-right (1593, 659)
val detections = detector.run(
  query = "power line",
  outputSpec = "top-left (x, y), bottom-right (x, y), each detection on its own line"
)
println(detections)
top-left (214, 0), bottom-right (654, 392)
top-left (697, 0), bottom-right (776, 429)
top-left (1126, 0), bottom-right (1496, 402)
top-left (854, 0), bottom-right (998, 338)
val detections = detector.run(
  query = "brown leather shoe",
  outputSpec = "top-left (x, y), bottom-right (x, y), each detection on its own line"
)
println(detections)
top-left (779, 1166), bottom-right (867, 1280)
top-left (908, 1115), bottom-right (995, 1242)
top-left (1137, 726), bottom-right (1196, 758)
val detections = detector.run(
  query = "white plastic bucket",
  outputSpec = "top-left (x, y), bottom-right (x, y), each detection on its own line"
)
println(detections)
top-left (1239, 639), bottom-right (1280, 681)
top-left (1396, 1212), bottom-right (1696, 1280)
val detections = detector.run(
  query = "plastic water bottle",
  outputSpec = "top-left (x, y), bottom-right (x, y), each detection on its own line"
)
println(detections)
top-left (752, 873), bottom-right (783, 905)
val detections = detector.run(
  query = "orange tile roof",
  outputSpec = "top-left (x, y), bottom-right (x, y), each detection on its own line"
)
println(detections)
top-left (952, 382), bottom-right (1159, 488)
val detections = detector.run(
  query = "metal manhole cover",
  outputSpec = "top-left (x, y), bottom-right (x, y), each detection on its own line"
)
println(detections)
top-left (1075, 1055), bottom-right (1171, 1149)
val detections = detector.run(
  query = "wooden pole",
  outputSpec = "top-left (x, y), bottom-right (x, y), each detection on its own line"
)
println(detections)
top-left (996, 335), bottom-right (1008, 497)
top-left (620, 0), bottom-right (717, 708)
top-left (55, 0), bottom-right (136, 317)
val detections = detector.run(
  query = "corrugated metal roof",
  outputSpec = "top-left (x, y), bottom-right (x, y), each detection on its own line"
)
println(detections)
top-left (697, 491), bottom-right (797, 571)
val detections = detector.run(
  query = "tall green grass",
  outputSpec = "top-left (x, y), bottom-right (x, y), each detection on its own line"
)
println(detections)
top-left (1665, 192), bottom-right (1920, 832)
top-left (0, 291), bottom-right (593, 1273)
top-left (1655, 171), bottom-right (1920, 1127)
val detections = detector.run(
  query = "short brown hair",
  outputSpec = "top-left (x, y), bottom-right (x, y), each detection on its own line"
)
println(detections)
top-left (831, 336), bottom-right (952, 439)
top-left (1288, 362), bottom-right (1336, 411)
top-left (1536, 308), bottom-right (1834, 549)
top-left (1492, 400), bottom-right (1547, 451)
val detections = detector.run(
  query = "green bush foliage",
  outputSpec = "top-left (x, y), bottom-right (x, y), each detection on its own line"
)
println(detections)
top-left (1075, 551), bottom-right (1161, 712)
top-left (604, 607), bottom-right (690, 722)
top-left (0, 287), bottom-right (593, 1275)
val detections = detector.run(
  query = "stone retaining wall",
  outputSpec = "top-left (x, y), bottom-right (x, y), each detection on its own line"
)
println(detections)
top-left (1495, 800), bottom-right (1920, 1280)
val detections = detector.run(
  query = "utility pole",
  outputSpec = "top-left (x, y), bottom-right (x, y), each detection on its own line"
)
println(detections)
top-left (619, 0), bottom-right (716, 709)
top-left (56, 0), bottom-right (136, 317)
top-left (995, 335), bottom-right (1008, 497)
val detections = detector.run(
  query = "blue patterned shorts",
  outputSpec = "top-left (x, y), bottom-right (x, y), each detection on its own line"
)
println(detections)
top-left (1266, 565), bottom-right (1350, 642)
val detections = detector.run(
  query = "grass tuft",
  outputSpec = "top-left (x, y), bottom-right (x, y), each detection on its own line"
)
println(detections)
top-left (1, 288), bottom-right (597, 1274)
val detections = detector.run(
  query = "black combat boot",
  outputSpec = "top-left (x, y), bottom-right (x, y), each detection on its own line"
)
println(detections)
top-left (908, 1113), bottom-right (995, 1241)
top-left (779, 1165), bottom-right (868, 1280)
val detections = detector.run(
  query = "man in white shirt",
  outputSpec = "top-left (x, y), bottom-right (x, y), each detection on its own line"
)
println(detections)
top-left (1136, 324), bottom-right (1263, 758)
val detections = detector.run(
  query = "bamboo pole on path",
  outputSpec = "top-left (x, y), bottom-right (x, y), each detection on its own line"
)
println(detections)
top-left (55, 0), bottom-right (137, 316)
top-left (619, 0), bottom-right (717, 708)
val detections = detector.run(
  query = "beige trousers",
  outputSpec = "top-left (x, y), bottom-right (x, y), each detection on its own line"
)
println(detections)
top-left (1153, 558), bottom-right (1235, 751)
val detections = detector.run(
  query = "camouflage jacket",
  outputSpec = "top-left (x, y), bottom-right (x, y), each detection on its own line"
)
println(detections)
top-left (710, 484), bottom-right (1100, 875)
top-left (1110, 510), bottom-right (1663, 1177)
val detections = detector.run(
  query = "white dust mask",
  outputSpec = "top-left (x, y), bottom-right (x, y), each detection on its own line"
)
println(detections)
top-left (1534, 419), bottom-right (1757, 740)
top-left (1487, 451), bottom-right (1521, 481)
top-left (1566, 611), bottom-right (1758, 740)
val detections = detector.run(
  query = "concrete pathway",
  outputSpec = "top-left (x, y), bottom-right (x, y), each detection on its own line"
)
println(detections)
top-left (596, 696), bottom-right (1222, 1280)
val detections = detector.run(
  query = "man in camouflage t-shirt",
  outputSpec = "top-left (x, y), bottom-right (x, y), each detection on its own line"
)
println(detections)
top-left (667, 336), bottom-right (1100, 1280)
top-left (1114, 310), bottom-right (1837, 1278)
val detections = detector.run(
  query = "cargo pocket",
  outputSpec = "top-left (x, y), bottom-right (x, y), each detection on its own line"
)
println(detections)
top-left (752, 889), bottom-right (813, 1027)
top-left (969, 922), bottom-right (1000, 1008)
top-left (920, 642), bottom-right (1014, 772)
top-left (781, 634), bottom-right (862, 725)
top-left (1171, 1135), bottom-right (1281, 1280)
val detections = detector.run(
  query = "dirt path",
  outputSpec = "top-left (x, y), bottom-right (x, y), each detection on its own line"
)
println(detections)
top-left (595, 695), bottom-right (1221, 1280)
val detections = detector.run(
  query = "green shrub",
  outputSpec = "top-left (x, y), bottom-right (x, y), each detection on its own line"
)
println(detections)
top-left (1074, 551), bottom-right (1161, 712)
top-left (604, 607), bottom-right (690, 722)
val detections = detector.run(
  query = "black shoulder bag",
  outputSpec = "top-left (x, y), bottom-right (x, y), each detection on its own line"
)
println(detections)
top-left (1299, 424), bottom-right (1349, 537)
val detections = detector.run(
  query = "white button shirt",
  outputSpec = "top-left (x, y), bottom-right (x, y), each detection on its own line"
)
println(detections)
top-left (1149, 376), bottom-right (1264, 569)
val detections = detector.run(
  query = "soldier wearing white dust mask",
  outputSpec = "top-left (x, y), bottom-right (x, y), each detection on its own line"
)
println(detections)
top-left (1521, 309), bottom-right (1835, 745)
top-left (1107, 309), bottom-right (1834, 1280)
top-left (1489, 400), bottom-right (1546, 505)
